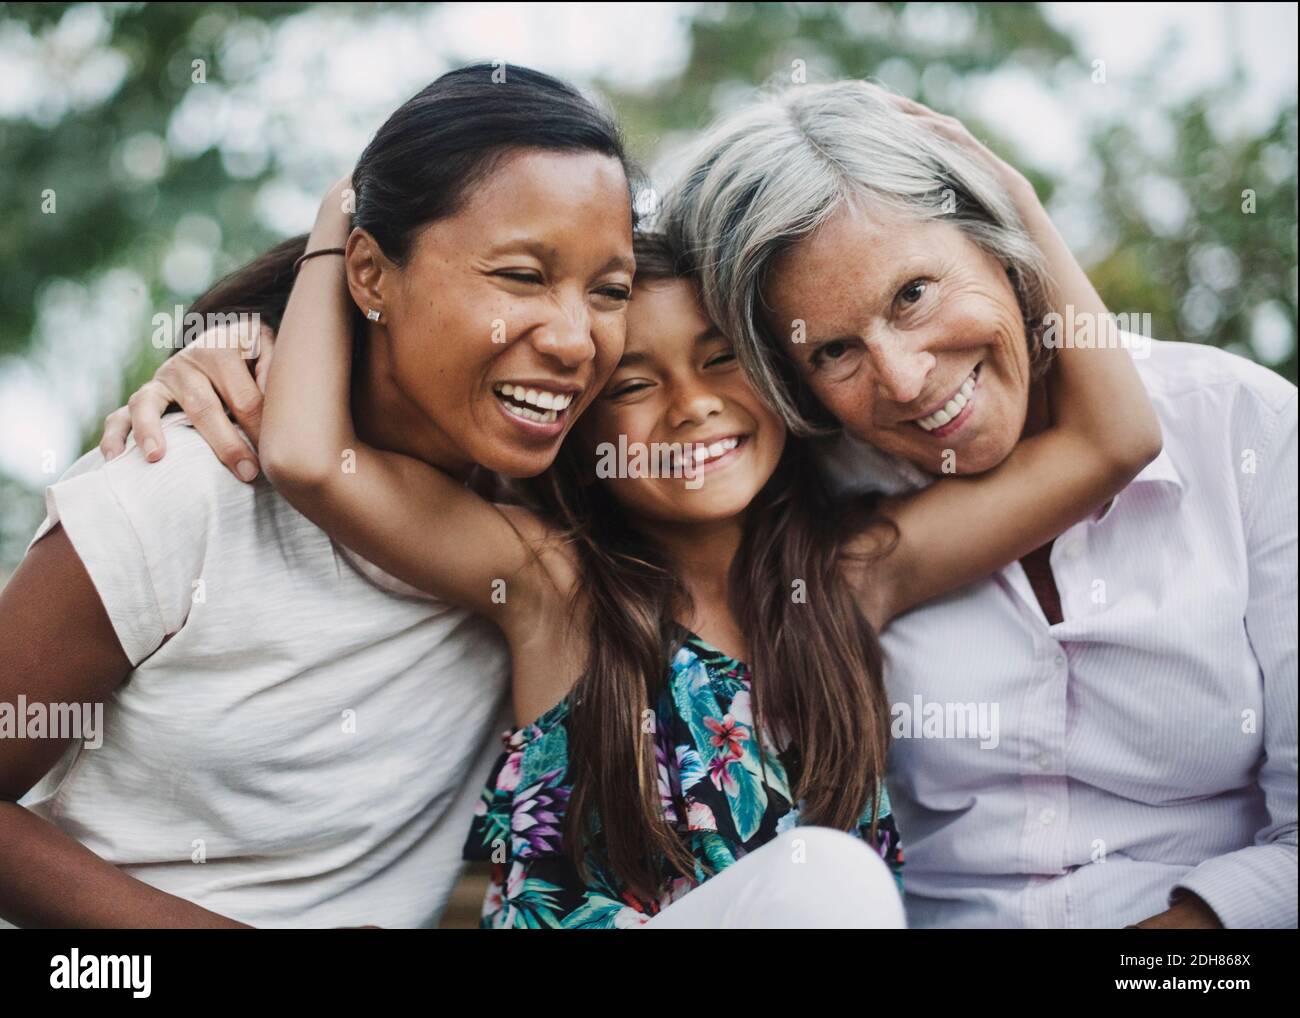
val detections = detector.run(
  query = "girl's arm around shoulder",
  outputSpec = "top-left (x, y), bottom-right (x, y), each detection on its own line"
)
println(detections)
top-left (256, 179), bottom-right (571, 622)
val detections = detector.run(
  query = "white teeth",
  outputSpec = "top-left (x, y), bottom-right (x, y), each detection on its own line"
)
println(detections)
top-left (913, 366), bottom-right (979, 432)
top-left (500, 400), bottom-right (558, 424)
top-left (684, 436), bottom-right (739, 467)
top-left (494, 383), bottom-right (574, 413)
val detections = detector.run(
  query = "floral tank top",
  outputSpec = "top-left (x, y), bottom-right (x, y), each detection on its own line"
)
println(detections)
top-left (462, 630), bottom-right (905, 928)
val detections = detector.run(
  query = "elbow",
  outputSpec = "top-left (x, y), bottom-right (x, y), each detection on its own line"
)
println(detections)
top-left (1125, 409), bottom-right (1164, 476)
top-left (259, 438), bottom-right (337, 497)
top-left (1100, 411), bottom-right (1163, 488)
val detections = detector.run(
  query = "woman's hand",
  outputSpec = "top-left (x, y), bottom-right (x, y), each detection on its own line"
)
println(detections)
top-left (97, 176), bottom-right (351, 482)
top-left (321, 174), bottom-right (355, 226)
top-left (1128, 891), bottom-right (1224, 930)
top-left (98, 320), bottom-right (275, 483)
top-left (885, 93), bottom-right (1037, 211)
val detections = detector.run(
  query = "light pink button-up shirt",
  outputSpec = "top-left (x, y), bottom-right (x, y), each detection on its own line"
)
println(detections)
top-left (822, 339), bottom-right (1297, 928)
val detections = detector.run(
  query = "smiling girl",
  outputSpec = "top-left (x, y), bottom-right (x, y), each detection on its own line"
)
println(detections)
top-left (246, 120), bottom-right (1160, 922)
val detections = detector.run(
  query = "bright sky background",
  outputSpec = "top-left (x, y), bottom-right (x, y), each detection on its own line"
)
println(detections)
top-left (1, 1), bottom-right (1296, 490)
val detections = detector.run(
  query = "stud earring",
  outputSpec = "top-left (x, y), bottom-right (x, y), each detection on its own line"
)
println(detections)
top-left (366, 308), bottom-right (381, 322)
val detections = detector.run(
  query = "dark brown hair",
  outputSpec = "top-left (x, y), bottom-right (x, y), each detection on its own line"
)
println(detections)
top-left (186, 63), bottom-right (636, 343)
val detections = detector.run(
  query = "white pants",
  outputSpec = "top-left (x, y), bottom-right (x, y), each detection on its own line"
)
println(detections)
top-left (644, 827), bottom-right (907, 929)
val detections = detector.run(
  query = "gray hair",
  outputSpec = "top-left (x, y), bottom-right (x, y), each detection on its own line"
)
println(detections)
top-left (659, 79), bottom-right (1056, 436)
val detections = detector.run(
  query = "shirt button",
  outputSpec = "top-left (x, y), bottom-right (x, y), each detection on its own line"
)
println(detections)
top-left (1039, 808), bottom-right (1056, 825)
top-left (1053, 652), bottom-right (1066, 668)
top-left (1062, 536), bottom-right (1085, 559)
top-left (1036, 753), bottom-right (1052, 771)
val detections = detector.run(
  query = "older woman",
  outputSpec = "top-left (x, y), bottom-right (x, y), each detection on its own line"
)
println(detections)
top-left (660, 81), bottom-right (1297, 929)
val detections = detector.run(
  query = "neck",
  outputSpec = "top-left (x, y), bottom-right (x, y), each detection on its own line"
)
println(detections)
top-left (635, 512), bottom-right (745, 609)
top-left (350, 324), bottom-right (475, 481)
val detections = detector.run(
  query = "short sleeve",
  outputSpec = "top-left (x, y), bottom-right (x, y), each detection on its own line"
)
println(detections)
top-left (27, 417), bottom-right (223, 667)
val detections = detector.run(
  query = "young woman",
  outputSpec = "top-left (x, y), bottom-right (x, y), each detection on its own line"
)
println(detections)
top-left (229, 133), bottom-right (1159, 925)
top-left (0, 64), bottom-right (639, 929)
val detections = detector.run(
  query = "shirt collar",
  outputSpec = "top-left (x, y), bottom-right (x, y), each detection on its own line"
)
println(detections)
top-left (1095, 444), bottom-right (1183, 523)
top-left (1132, 444), bottom-right (1184, 489)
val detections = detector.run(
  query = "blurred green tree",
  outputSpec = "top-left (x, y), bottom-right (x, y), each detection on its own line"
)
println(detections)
top-left (2, 2), bottom-right (1296, 578)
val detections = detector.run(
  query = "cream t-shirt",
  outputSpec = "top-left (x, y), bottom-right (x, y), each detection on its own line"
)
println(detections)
top-left (17, 415), bottom-right (509, 928)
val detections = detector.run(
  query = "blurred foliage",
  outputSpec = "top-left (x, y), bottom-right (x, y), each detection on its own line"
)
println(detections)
top-left (1, 2), bottom-right (1296, 575)
top-left (1, 3), bottom-right (309, 362)
top-left (601, 2), bottom-right (1296, 383)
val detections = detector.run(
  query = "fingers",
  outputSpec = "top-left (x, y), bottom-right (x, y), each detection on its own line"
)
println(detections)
top-left (104, 320), bottom-right (270, 481)
top-left (252, 325), bottom-right (276, 395)
top-left (182, 319), bottom-right (272, 446)
top-left (881, 90), bottom-right (1022, 195)
top-left (126, 379), bottom-right (178, 463)
top-left (167, 345), bottom-right (265, 450)
top-left (149, 319), bottom-right (270, 481)
top-left (160, 359), bottom-right (260, 482)
top-left (884, 91), bottom-right (929, 115)
top-left (98, 406), bottom-right (132, 461)
top-left (883, 91), bottom-right (970, 139)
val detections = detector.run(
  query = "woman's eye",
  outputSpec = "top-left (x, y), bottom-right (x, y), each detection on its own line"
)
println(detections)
top-left (897, 279), bottom-right (928, 306)
top-left (704, 349), bottom-right (736, 368)
top-left (496, 271), bottom-right (543, 285)
top-left (607, 379), bottom-right (650, 398)
top-left (811, 340), bottom-right (849, 367)
top-left (596, 286), bottom-right (632, 302)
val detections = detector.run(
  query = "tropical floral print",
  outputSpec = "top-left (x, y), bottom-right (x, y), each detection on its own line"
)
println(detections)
top-left (463, 629), bottom-right (904, 929)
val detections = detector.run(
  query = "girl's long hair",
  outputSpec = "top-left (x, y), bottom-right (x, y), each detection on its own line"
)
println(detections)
top-left (520, 236), bottom-right (896, 897)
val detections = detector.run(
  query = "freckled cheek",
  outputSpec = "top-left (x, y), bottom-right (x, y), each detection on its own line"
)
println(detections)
top-left (432, 312), bottom-right (503, 408)
top-left (816, 374), bottom-right (875, 433)
top-left (977, 295), bottom-right (1026, 349)
top-left (733, 390), bottom-right (784, 454)
top-left (976, 309), bottom-right (1031, 411)
top-left (389, 310), bottom-right (454, 391)
top-left (932, 300), bottom-right (1005, 356)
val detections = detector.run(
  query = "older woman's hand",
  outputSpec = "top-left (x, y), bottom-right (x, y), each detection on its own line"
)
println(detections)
top-left (98, 320), bottom-right (275, 482)
top-left (98, 178), bottom-right (351, 481)
top-left (1128, 891), bottom-right (1225, 929)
